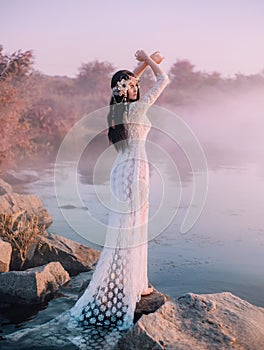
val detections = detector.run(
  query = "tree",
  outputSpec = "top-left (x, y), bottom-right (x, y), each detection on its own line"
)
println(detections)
top-left (0, 45), bottom-right (34, 81)
top-left (0, 46), bottom-right (36, 168)
top-left (76, 59), bottom-right (115, 96)
top-left (168, 59), bottom-right (202, 89)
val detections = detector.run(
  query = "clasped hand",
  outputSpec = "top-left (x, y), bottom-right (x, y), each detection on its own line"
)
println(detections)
top-left (135, 50), bottom-right (164, 64)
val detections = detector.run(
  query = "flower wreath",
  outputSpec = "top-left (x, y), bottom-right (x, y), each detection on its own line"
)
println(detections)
top-left (110, 75), bottom-right (140, 129)
top-left (112, 76), bottom-right (140, 97)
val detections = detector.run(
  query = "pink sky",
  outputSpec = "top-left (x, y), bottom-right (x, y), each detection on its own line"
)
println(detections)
top-left (1, 0), bottom-right (264, 77)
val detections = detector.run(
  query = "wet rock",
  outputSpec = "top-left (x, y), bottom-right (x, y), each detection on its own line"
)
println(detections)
top-left (0, 179), bottom-right (12, 195)
top-left (0, 238), bottom-right (12, 272)
top-left (0, 262), bottom-right (70, 304)
top-left (24, 232), bottom-right (100, 276)
top-left (0, 193), bottom-right (52, 228)
top-left (117, 292), bottom-right (264, 350)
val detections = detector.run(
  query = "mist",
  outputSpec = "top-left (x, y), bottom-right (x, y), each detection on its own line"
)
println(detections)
top-left (146, 84), bottom-right (264, 177)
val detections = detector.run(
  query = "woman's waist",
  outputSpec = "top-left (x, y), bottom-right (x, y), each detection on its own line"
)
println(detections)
top-left (115, 143), bottom-right (147, 160)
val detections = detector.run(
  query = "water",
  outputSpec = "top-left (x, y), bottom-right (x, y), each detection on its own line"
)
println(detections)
top-left (1, 90), bottom-right (264, 347)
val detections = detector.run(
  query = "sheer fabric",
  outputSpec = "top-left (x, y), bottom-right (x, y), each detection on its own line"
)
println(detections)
top-left (3, 73), bottom-right (169, 350)
top-left (70, 73), bottom-right (170, 330)
top-left (1, 74), bottom-right (168, 350)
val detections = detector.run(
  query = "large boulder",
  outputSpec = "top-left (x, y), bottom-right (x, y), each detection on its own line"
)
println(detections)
top-left (0, 178), bottom-right (12, 195)
top-left (24, 232), bottom-right (100, 276)
top-left (0, 262), bottom-right (70, 304)
top-left (0, 193), bottom-right (52, 228)
top-left (0, 238), bottom-right (12, 272)
top-left (117, 292), bottom-right (264, 350)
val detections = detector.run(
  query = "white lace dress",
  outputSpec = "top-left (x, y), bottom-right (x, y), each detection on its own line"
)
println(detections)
top-left (3, 73), bottom-right (169, 350)
top-left (70, 72), bottom-right (169, 330)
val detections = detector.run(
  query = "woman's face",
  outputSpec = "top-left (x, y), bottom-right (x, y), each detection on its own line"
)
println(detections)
top-left (127, 82), bottom-right (138, 101)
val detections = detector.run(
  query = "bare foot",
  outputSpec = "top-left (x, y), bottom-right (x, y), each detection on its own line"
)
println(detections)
top-left (141, 286), bottom-right (154, 296)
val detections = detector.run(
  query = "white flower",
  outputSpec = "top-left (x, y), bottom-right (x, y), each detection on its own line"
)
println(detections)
top-left (117, 79), bottom-right (130, 96)
top-left (113, 76), bottom-right (140, 97)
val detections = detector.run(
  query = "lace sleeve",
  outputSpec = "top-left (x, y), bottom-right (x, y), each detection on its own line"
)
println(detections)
top-left (141, 73), bottom-right (170, 106)
top-left (127, 73), bottom-right (169, 126)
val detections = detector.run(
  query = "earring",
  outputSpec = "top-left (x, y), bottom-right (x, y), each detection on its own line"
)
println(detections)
top-left (111, 96), bottom-right (117, 129)
top-left (111, 104), bottom-right (115, 129)
top-left (123, 95), bottom-right (129, 124)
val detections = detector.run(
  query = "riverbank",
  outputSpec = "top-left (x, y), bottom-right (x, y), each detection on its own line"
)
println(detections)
top-left (0, 176), bottom-right (264, 349)
top-left (1, 161), bottom-right (264, 307)
top-left (1, 289), bottom-right (264, 349)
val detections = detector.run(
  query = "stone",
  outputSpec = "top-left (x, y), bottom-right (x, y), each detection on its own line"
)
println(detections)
top-left (117, 292), bottom-right (264, 350)
top-left (3, 291), bottom-right (264, 350)
top-left (1, 170), bottom-right (39, 185)
top-left (24, 232), bottom-right (100, 276)
top-left (0, 193), bottom-right (53, 228)
top-left (0, 262), bottom-right (70, 304)
top-left (0, 178), bottom-right (12, 195)
top-left (0, 238), bottom-right (12, 272)
top-left (134, 287), bottom-right (168, 322)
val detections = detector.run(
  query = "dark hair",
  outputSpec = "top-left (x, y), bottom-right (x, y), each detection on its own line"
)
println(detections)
top-left (107, 70), bottom-right (140, 152)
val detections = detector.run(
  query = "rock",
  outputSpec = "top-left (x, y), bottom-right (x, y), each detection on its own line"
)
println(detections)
top-left (0, 238), bottom-right (12, 272)
top-left (134, 287), bottom-right (168, 322)
top-left (117, 292), bottom-right (264, 350)
top-left (0, 193), bottom-right (52, 228)
top-left (2, 291), bottom-right (264, 350)
top-left (0, 179), bottom-right (12, 195)
top-left (24, 232), bottom-right (100, 276)
top-left (1, 170), bottom-right (39, 185)
top-left (0, 262), bottom-right (70, 304)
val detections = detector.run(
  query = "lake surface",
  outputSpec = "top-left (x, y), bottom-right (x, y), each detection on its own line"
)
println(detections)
top-left (1, 93), bottom-right (264, 345)
top-left (8, 157), bottom-right (264, 309)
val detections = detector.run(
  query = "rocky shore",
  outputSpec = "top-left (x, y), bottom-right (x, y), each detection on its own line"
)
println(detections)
top-left (0, 178), bottom-right (264, 349)
top-left (0, 178), bottom-right (100, 305)
top-left (117, 291), bottom-right (264, 350)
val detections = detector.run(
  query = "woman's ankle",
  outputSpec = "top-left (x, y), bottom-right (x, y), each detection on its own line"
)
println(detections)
top-left (141, 286), bottom-right (154, 296)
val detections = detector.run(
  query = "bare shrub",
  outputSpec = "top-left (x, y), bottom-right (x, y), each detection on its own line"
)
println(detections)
top-left (0, 211), bottom-right (46, 269)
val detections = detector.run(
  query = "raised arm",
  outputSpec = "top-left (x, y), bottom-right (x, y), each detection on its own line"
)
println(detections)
top-left (135, 49), bottom-right (169, 106)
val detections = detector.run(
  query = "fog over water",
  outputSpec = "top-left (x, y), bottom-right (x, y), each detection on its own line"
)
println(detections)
top-left (1, 85), bottom-right (263, 345)
top-left (146, 85), bottom-right (264, 305)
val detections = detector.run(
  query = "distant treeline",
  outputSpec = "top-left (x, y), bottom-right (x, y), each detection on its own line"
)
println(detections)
top-left (1, 45), bottom-right (264, 170)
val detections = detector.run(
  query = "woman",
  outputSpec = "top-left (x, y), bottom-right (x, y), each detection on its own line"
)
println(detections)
top-left (4, 50), bottom-right (169, 349)
top-left (69, 49), bottom-right (169, 331)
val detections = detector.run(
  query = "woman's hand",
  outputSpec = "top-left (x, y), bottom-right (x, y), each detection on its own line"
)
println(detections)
top-left (133, 50), bottom-right (165, 78)
top-left (135, 50), bottom-right (164, 64)
top-left (135, 49), bottom-right (150, 62)
top-left (150, 51), bottom-right (164, 64)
